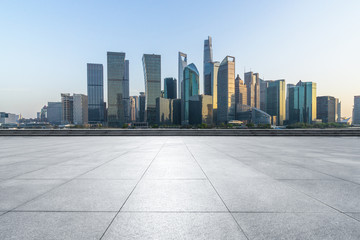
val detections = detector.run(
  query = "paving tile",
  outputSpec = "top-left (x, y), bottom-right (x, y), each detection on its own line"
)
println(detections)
top-left (234, 212), bottom-right (360, 240)
top-left (281, 179), bottom-right (360, 212)
top-left (17, 164), bottom-right (95, 179)
top-left (122, 180), bottom-right (227, 211)
top-left (144, 161), bottom-right (206, 179)
top-left (103, 212), bottom-right (246, 240)
top-left (0, 164), bottom-right (48, 179)
top-left (0, 179), bottom-right (64, 210)
top-left (0, 212), bottom-right (115, 240)
top-left (210, 178), bottom-right (331, 212)
top-left (79, 163), bottom-right (149, 180)
top-left (18, 179), bottom-right (137, 211)
top-left (346, 213), bottom-right (360, 221)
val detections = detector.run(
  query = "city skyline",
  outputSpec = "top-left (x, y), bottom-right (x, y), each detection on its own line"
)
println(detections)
top-left (1, 0), bottom-right (360, 118)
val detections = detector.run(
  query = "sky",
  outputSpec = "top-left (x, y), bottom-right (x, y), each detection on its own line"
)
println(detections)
top-left (1, 0), bottom-right (359, 118)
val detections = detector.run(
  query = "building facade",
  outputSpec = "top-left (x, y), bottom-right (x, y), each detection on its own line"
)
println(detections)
top-left (139, 92), bottom-right (146, 122)
top-left (317, 96), bottom-right (336, 123)
top-left (61, 93), bottom-right (73, 124)
top-left (353, 96), bottom-right (360, 125)
top-left (189, 95), bottom-right (213, 125)
top-left (47, 102), bottom-right (62, 125)
top-left (244, 72), bottom-right (260, 108)
top-left (287, 81), bottom-right (317, 124)
top-left (235, 74), bottom-right (247, 106)
top-left (156, 97), bottom-right (172, 125)
top-left (164, 77), bottom-right (177, 99)
top-left (203, 36), bottom-right (213, 96)
top-left (181, 63), bottom-right (199, 125)
top-left (266, 80), bottom-right (286, 125)
top-left (217, 56), bottom-right (235, 123)
top-left (143, 54), bottom-right (161, 125)
top-left (73, 94), bottom-right (88, 125)
top-left (107, 52), bottom-right (129, 127)
top-left (87, 63), bottom-right (104, 124)
top-left (178, 52), bottom-right (187, 98)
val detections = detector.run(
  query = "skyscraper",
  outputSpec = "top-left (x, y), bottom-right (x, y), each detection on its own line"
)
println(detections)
top-left (143, 54), bottom-right (161, 124)
top-left (260, 79), bottom-right (268, 112)
top-left (288, 81), bottom-right (317, 124)
top-left (129, 96), bottom-right (139, 122)
top-left (107, 52), bottom-right (129, 127)
top-left (73, 94), bottom-right (88, 125)
top-left (217, 56), bottom-right (235, 123)
top-left (164, 77), bottom-right (177, 99)
top-left (266, 80), bottom-right (286, 125)
top-left (139, 92), bottom-right (146, 122)
top-left (235, 74), bottom-right (247, 106)
top-left (244, 71), bottom-right (260, 108)
top-left (352, 96), bottom-right (360, 125)
top-left (335, 98), bottom-right (341, 122)
top-left (209, 61), bottom-right (220, 122)
top-left (182, 63), bottom-right (199, 124)
top-left (203, 36), bottom-right (213, 95)
top-left (47, 102), bottom-right (62, 125)
top-left (316, 96), bottom-right (336, 123)
top-left (178, 52), bottom-right (187, 98)
top-left (87, 63), bottom-right (104, 124)
top-left (61, 93), bottom-right (73, 124)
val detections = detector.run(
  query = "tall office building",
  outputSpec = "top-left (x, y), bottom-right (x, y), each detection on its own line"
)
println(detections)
top-left (335, 98), bottom-right (341, 122)
top-left (139, 92), bottom-right (146, 122)
top-left (189, 95), bottom-right (213, 125)
top-left (164, 77), bottom-right (177, 99)
top-left (286, 84), bottom-right (295, 120)
top-left (266, 80), bottom-right (286, 125)
top-left (317, 96), bottom-right (336, 123)
top-left (203, 36), bottom-right (213, 95)
top-left (178, 52), bottom-right (187, 98)
top-left (129, 96), bottom-right (139, 122)
top-left (260, 79), bottom-right (268, 112)
top-left (235, 74), bottom-right (247, 106)
top-left (156, 97), bottom-right (172, 125)
top-left (73, 94), bottom-right (88, 125)
top-left (107, 52), bottom-right (129, 127)
top-left (87, 63), bottom-right (104, 124)
top-left (244, 72), bottom-right (260, 108)
top-left (288, 81), bottom-right (317, 124)
top-left (352, 96), bottom-right (360, 125)
top-left (47, 102), bottom-right (62, 125)
top-left (182, 63), bottom-right (200, 124)
top-left (217, 56), bottom-right (235, 123)
top-left (61, 93), bottom-right (73, 124)
top-left (143, 54), bottom-right (161, 124)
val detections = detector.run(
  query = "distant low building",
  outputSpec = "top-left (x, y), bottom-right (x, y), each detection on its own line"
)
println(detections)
top-left (235, 104), bottom-right (271, 125)
top-left (47, 102), bottom-right (62, 125)
top-left (0, 112), bottom-right (18, 125)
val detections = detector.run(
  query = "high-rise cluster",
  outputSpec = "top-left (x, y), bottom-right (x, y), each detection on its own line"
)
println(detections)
top-left (35, 36), bottom-right (359, 128)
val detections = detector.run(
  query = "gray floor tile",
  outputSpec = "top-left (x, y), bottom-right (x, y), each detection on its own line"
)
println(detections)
top-left (103, 212), bottom-right (247, 240)
top-left (17, 164), bottom-right (95, 179)
top-left (79, 163), bottom-right (148, 180)
top-left (0, 212), bottom-right (115, 240)
top-left (144, 161), bottom-right (206, 179)
top-left (18, 179), bottom-right (137, 211)
top-left (281, 179), bottom-right (360, 212)
top-left (0, 179), bottom-right (64, 210)
top-left (234, 212), bottom-right (360, 240)
top-left (123, 180), bottom-right (227, 211)
top-left (211, 178), bottom-right (331, 212)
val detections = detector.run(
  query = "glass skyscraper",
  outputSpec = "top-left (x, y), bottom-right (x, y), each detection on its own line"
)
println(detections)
top-left (181, 63), bottom-right (199, 125)
top-left (143, 54), bottom-right (161, 124)
top-left (107, 52), bottom-right (129, 127)
top-left (288, 81), bottom-right (317, 124)
top-left (217, 56), bottom-right (235, 123)
top-left (87, 63), bottom-right (104, 124)
top-left (178, 52), bottom-right (187, 98)
top-left (203, 36), bottom-right (213, 95)
top-left (164, 77), bottom-right (177, 99)
top-left (244, 71), bottom-right (260, 108)
top-left (266, 80), bottom-right (286, 125)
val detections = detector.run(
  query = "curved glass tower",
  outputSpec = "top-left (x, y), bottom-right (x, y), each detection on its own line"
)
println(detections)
top-left (178, 52), bottom-right (187, 99)
top-left (181, 63), bottom-right (199, 125)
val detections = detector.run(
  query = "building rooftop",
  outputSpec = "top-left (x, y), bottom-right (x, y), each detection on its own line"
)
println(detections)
top-left (0, 136), bottom-right (359, 239)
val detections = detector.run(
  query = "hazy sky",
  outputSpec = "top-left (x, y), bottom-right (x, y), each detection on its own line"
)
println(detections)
top-left (1, 0), bottom-right (359, 118)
